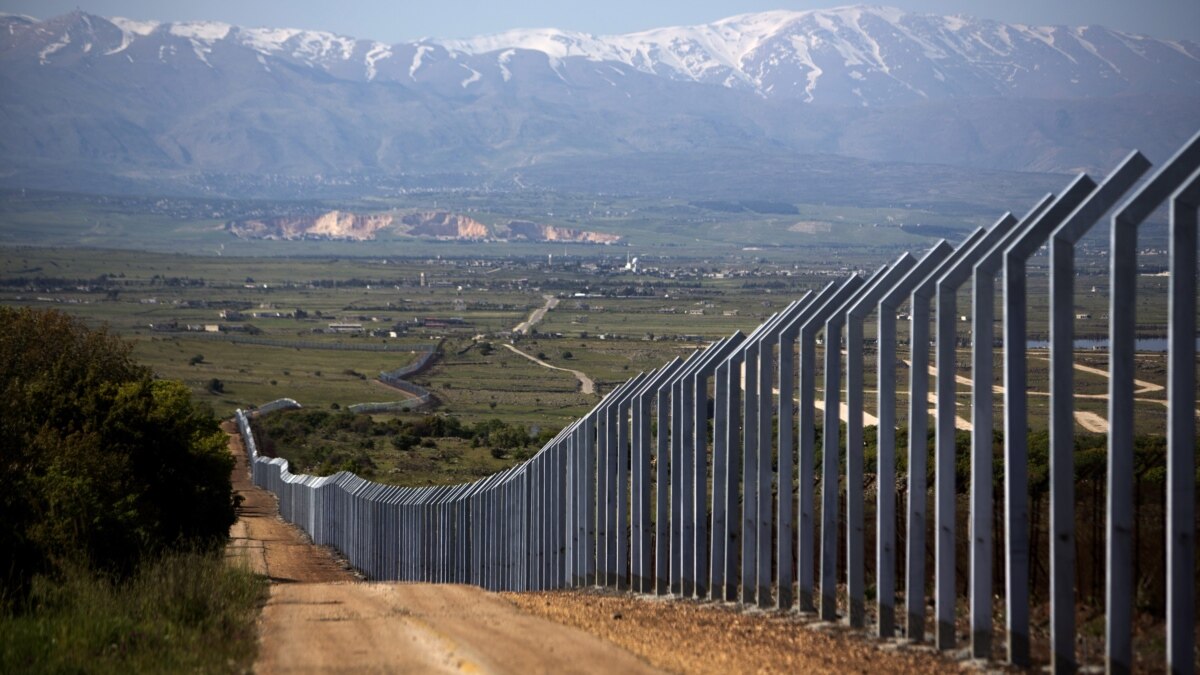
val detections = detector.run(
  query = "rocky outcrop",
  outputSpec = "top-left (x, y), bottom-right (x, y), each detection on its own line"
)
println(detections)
top-left (503, 221), bottom-right (621, 244)
top-left (227, 211), bottom-right (393, 241)
top-left (400, 212), bottom-right (491, 239)
top-left (227, 210), bottom-right (620, 244)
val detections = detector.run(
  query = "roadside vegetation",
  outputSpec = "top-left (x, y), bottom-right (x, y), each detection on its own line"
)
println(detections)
top-left (252, 408), bottom-right (559, 486)
top-left (0, 307), bottom-right (264, 673)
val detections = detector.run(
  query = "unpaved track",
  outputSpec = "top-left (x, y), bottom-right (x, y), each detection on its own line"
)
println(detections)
top-left (513, 294), bottom-right (559, 335)
top-left (223, 423), bottom-right (658, 674)
top-left (224, 423), bottom-right (354, 583)
top-left (258, 583), bottom-right (662, 675)
top-left (502, 343), bottom-right (596, 394)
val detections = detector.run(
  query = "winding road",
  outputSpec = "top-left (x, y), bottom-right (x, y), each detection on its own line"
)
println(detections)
top-left (501, 343), bottom-right (596, 395)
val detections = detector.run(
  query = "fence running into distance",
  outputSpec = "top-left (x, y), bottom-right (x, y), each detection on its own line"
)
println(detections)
top-left (236, 131), bottom-right (1199, 674)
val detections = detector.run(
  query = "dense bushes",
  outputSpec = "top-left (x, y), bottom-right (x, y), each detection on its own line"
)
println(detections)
top-left (0, 307), bottom-right (236, 598)
top-left (252, 409), bottom-right (558, 479)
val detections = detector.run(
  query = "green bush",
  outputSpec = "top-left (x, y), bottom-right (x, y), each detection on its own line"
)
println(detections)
top-left (0, 308), bottom-right (236, 598)
top-left (0, 551), bottom-right (265, 674)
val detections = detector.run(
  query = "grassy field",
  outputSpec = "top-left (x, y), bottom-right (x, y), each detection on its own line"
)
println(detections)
top-left (1, 244), bottom-right (1193, 438)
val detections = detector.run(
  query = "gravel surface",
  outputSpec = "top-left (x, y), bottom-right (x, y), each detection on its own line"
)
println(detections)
top-left (505, 589), bottom-right (965, 674)
top-left (259, 583), bottom-right (663, 675)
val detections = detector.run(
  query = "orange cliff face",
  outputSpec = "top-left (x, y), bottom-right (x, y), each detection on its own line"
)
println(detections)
top-left (503, 220), bottom-right (622, 244)
top-left (225, 210), bottom-right (619, 244)
top-left (226, 211), bottom-right (394, 241)
top-left (400, 212), bottom-right (492, 239)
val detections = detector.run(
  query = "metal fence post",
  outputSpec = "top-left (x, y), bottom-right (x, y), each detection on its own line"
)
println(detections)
top-left (901, 225), bottom-right (993, 642)
top-left (843, 257), bottom-right (917, 627)
top-left (789, 275), bottom-right (867, 612)
top-left (819, 267), bottom-right (887, 621)
top-left (1043, 151), bottom-right (1152, 668)
top-left (1166, 167), bottom-right (1198, 675)
top-left (927, 211), bottom-right (1022, 650)
top-left (720, 353), bottom-right (743, 602)
top-left (1106, 133), bottom-right (1200, 673)
top-left (875, 236), bottom-right (947, 638)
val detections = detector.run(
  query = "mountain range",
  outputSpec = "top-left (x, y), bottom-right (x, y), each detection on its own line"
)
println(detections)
top-left (1, 6), bottom-right (1198, 198)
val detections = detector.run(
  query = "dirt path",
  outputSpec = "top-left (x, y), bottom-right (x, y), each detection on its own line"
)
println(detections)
top-left (224, 423), bottom-right (355, 583)
top-left (513, 293), bottom-right (559, 335)
top-left (258, 583), bottom-right (662, 675)
top-left (502, 343), bottom-right (596, 395)
top-left (224, 423), bottom-right (658, 674)
top-left (1074, 410), bottom-right (1110, 433)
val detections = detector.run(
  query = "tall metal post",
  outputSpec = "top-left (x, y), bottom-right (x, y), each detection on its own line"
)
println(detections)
top-left (617, 389), bottom-right (632, 590)
top-left (819, 268), bottom-right (887, 621)
top-left (843, 257), bottom-right (917, 627)
top-left (711, 356), bottom-right (732, 599)
top-left (721, 353), bottom-right (743, 602)
top-left (901, 225), bottom-right (995, 642)
top-left (874, 241), bottom-right (954, 637)
top-left (776, 282), bottom-right (841, 610)
top-left (1043, 151), bottom-right (1152, 668)
top-left (929, 212), bottom-right (1021, 649)
top-left (788, 275), bottom-right (866, 612)
top-left (692, 336), bottom-right (746, 599)
top-left (1105, 133), bottom-right (1200, 674)
top-left (655, 372), bottom-right (672, 594)
top-left (741, 338), bottom-right (759, 604)
top-left (776, 290), bottom-right (821, 609)
top-left (1166, 168), bottom-right (1198, 675)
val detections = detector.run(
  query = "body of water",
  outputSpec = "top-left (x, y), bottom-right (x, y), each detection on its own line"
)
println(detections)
top-left (1024, 337), bottom-right (1200, 352)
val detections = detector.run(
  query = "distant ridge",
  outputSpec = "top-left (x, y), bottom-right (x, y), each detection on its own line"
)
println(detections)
top-left (0, 7), bottom-right (1197, 195)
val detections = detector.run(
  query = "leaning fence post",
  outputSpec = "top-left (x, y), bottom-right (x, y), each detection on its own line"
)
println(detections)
top-left (1043, 151), bottom-right (1152, 668)
top-left (820, 268), bottom-right (886, 621)
top-left (1106, 132), bottom-right (1200, 673)
top-left (902, 225), bottom-right (994, 642)
top-left (874, 241), bottom-right (953, 637)
top-left (843, 257), bottom-right (917, 627)
top-left (929, 211), bottom-right (1021, 650)
top-left (1166, 166), bottom-right (1198, 675)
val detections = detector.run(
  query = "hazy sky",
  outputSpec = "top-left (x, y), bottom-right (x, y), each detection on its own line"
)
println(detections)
top-left (2, 0), bottom-right (1198, 43)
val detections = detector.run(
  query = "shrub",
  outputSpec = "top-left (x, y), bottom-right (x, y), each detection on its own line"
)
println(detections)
top-left (0, 308), bottom-right (236, 598)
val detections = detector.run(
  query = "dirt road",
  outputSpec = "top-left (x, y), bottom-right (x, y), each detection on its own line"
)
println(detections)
top-left (513, 294), bottom-right (559, 335)
top-left (502, 343), bottom-right (596, 395)
top-left (258, 583), bottom-right (662, 675)
top-left (224, 423), bottom-right (658, 674)
top-left (224, 423), bottom-right (354, 583)
top-left (223, 423), bottom-right (964, 674)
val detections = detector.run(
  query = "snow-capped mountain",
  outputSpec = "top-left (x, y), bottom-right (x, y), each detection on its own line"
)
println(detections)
top-left (11, 7), bottom-right (1196, 104)
top-left (1, 7), bottom-right (1197, 194)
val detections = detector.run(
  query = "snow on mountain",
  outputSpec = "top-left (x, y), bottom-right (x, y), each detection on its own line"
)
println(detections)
top-left (1, 6), bottom-right (1196, 187)
top-left (167, 21), bottom-right (231, 42)
top-left (7, 5), bottom-right (1197, 103)
top-left (7, 4), bottom-right (1190, 100)
top-left (433, 5), bottom-right (1200, 102)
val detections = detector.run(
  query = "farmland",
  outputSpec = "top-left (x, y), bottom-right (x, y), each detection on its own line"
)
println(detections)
top-left (1, 235), bottom-right (1193, 491)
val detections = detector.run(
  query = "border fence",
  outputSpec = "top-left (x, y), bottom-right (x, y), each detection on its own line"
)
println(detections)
top-left (236, 131), bottom-right (1199, 673)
